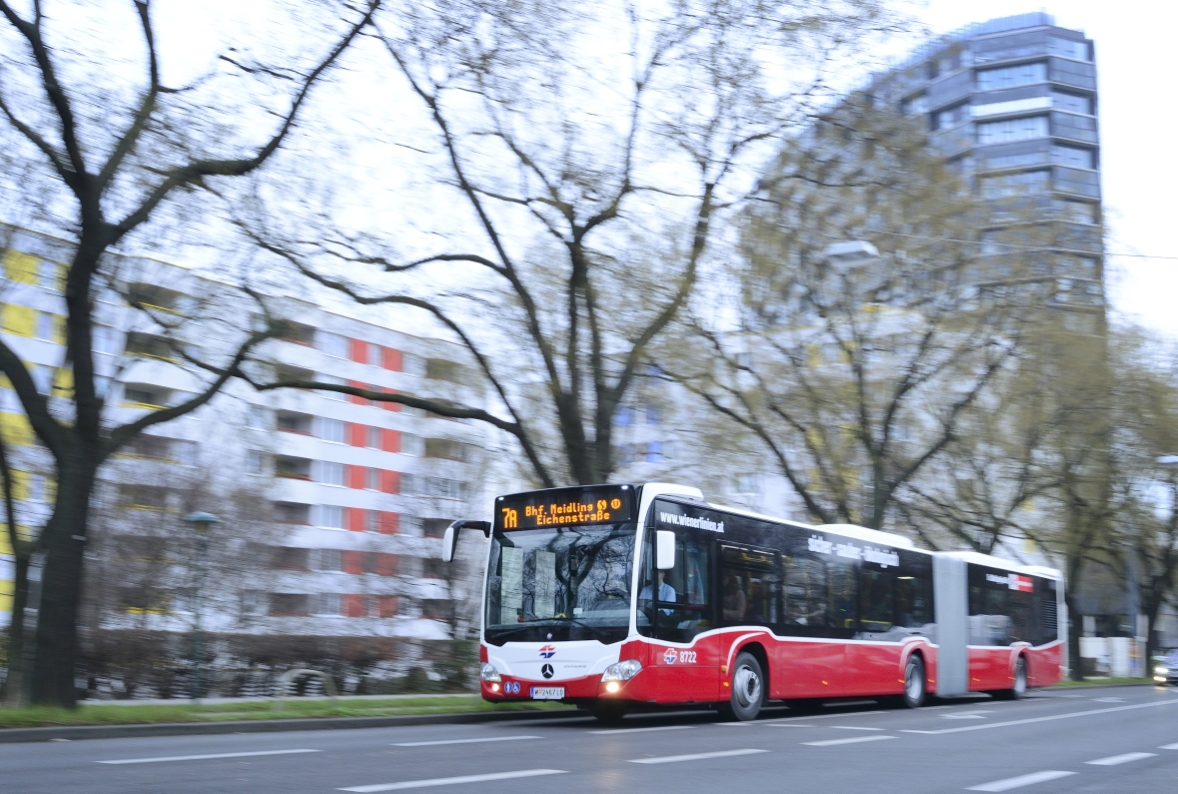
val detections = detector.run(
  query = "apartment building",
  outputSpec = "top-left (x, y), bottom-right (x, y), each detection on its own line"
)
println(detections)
top-left (1, 226), bottom-right (487, 680)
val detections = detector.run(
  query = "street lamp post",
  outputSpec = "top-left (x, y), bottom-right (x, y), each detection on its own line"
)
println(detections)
top-left (184, 511), bottom-right (220, 702)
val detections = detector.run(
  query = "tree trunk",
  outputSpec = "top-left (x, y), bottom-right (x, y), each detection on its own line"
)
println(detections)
top-left (1, 434), bottom-right (32, 707)
top-left (1065, 593), bottom-right (1084, 681)
top-left (31, 458), bottom-right (99, 707)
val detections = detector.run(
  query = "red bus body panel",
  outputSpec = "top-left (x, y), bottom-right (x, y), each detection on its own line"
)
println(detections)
top-left (482, 634), bottom-right (1062, 705)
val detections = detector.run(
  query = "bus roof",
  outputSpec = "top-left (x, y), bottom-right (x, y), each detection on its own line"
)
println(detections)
top-left (938, 550), bottom-right (1063, 580)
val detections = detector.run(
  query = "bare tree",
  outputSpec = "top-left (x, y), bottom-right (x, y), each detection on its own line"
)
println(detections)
top-left (242, 0), bottom-right (900, 488)
top-left (672, 98), bottom-right (1027, 530)
top-left (0, 0), bottom-right (380, 705)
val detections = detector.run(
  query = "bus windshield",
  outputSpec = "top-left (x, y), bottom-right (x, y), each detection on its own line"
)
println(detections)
top-left (484, 523), bottom-right (636, 645)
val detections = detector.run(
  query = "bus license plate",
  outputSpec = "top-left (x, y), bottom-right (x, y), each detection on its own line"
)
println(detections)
top-left (530, 687), bottom-right (564, 700)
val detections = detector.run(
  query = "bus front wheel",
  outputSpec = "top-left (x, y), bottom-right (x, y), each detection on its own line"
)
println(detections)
top-left (718, 651), bottom-right (765, 721)
top-left (589, 700), bottom-right (630, 723)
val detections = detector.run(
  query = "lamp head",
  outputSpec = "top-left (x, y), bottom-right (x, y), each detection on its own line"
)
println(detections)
top-left (184, 511), bottom-right (221, 526)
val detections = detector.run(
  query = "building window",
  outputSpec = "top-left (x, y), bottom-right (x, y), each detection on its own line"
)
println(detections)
top-left (318, 331), bottom-right (348, 358)
top-left (901, 93), bottom-right (927, 116)
top-left (979, 170), bottom-right (1050, 198)
top-left (1053, 200), bottom-right (1098, 224)
top-left (269, 593), bottom-right (309, 617)
top-left (316, 505), bottom-right (346, 529)
top-left (1052, 145), bottom-right (1094, 170)
top-left (935, 103), bottom-right (969, 131)
top-left (1053, 91), bottom-right (1092, 115)
top-left (123, 385), bottom-right (166, 406)
top-left (615, 405), bottom-right (633, 427)
top-left (317, 461), bottom-right (346, 486)
top-left (318, 417), bottom-right (346, 443)
top-left (976, 61), bottom-right (1046, 91)
top-left (401, 474), bottom-right (467, 500)
top-left (402, 353), bottom-right (426, 376)
top-left (399, 433), bottom-right (423, 456)
top-left (367, 425), bottom-right (381, 449)
top-left (1048, 37), bottom-right (1089, 61)
top-left (246, 450), bottom-right (266, 475)
top-left (366, 467), bottom-right (380, 490)
top-left (247, 405), bottom-right (270, 430)
top-left (977, 115), bottom-right (1048, 145)
top-left (311, 548), bottom-right (343, 572)
top-left (310, 593), bottom-right (343, 616)
top-left (644, 441), bottom-right (663, 463)
top-left (645, 403), bottom-right (660, 425)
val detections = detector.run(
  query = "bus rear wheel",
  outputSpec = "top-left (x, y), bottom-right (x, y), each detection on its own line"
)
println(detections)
top-left (717, 651), bottom-right (765, 721)
top-left (899, 654), bottom-right (926, 709)
top-left (991, 657), bottom-right (1027, 701)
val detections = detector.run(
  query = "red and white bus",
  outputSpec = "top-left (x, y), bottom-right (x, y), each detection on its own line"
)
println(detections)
top-left (443, 483), bottom-right (1066, 721)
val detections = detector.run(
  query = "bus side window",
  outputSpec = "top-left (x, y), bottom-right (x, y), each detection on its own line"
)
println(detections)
top-left (896, 570), bottom-right (932, 628)
top-left (827, 560), bottom-right (857, 633)
top-left (719, 545), bottom-right (779, 628)
top-left (858, 567), bottom-right (895, 633)
top-left (784, 557), bottom-right (827, 627)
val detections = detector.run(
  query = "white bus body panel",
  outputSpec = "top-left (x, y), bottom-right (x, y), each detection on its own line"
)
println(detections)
top-left (485, 640), bottom-right (622, 682)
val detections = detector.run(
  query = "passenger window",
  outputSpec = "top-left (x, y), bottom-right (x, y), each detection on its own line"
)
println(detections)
top-left (896, 573), bottom-right (933, 628)
top-left (784, 557), bottom-right (827, 628)
top-left (827, 560), bottom-right (857, 633)
top-left (858, 568), bottom-right (895, 633)
top-left (719, 545), bottom-right (779, 628)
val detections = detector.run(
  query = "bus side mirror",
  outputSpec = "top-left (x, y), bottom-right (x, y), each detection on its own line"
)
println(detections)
top-left (442, 520), bottom-right (491, 562)
top-left (656, 530), bottom-right (676, 570)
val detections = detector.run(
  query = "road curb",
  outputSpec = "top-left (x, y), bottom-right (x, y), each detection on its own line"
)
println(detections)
top-left (0, 708), bottom-right (587, 744)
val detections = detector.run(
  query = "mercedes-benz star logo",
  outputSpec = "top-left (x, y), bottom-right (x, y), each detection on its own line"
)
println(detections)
top-left (541, 663), bottom-right (554, 679)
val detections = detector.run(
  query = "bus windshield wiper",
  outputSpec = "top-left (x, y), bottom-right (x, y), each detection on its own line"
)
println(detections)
top-left (549, 616), bottom-right (612, 640)
top-left (489, 618), bottom-right (612, 641)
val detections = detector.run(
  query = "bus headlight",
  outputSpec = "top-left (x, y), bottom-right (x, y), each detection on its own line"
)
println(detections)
top-left (1156, 666), bottom-right (1169, 676)
top-left (480, 663), bottom-right (502, 683)
top-left (601, 660), bottom-right (643, 682)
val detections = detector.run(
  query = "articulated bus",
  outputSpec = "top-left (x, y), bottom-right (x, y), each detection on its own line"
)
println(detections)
top-left (443, 483), bottom-right (1066, 721)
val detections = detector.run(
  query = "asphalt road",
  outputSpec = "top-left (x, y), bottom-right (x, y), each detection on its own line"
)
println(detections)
top-left (4, 685), bottom-right (1178, 794)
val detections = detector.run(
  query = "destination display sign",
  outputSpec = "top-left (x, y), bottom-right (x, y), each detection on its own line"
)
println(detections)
top-left (494, 485), bottom-right (636, 531)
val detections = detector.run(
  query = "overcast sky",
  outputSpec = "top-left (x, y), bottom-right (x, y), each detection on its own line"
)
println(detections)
top-left (151, 2), bottom-right (1176, 337)
top-left (920, 1), bottom-right (1178, 339)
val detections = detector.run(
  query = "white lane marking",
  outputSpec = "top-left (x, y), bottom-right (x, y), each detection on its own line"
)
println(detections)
top-left (1093, 697), bottom-right (1125, 703)
top-left (899, 698), bottom-right (1178, 735)
top-left (628, 748), bottom-right (768, 764)
top-left (339, 769), bottom-right (566, 792)
top-left (591, 725), bottom-right (694, 735)
top-left (393, 735), bottom-right (540, 747)
top-left (765, 723), bottom-right (817, 728)
top-left (830, 726), bottom-right (886, 731)
top-left (803, 735), bottom-right (897, 747)
top-left (942, 714), bottom-right (987, 720)
top-left (1085, 752), bottom-right (1156, 765)
top-left (1161, 743), bottom-right (1178, 750)
top-left (805, 709), bottom-right (886, 720)
top-left (965, 770), bottom-right (1076, 791)
top-left (100, 749), bottom-right (320, 765)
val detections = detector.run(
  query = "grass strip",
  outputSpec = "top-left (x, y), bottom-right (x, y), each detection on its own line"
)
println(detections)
top-left (1047, 677), bottom-right (1156, 688)
top-left (0, 696), bottom-right (573, 729)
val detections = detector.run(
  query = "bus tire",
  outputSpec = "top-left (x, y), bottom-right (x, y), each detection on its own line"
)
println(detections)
top-left (589, 700), bottom-right (630, 723)
top-left (899, 653), bottom-right (926, 709)
top-left (718, 651), bottom-right (765, 721)
top-left (992, 656), bottom-right (1027, 701)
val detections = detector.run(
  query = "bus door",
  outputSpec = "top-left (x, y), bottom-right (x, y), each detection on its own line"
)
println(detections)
top-left (717, 543), bottom-right (788, 694)
top-left (639, 525), bottom-right (719, 702)
top-left (780, 553), bottom-right (850, 698)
